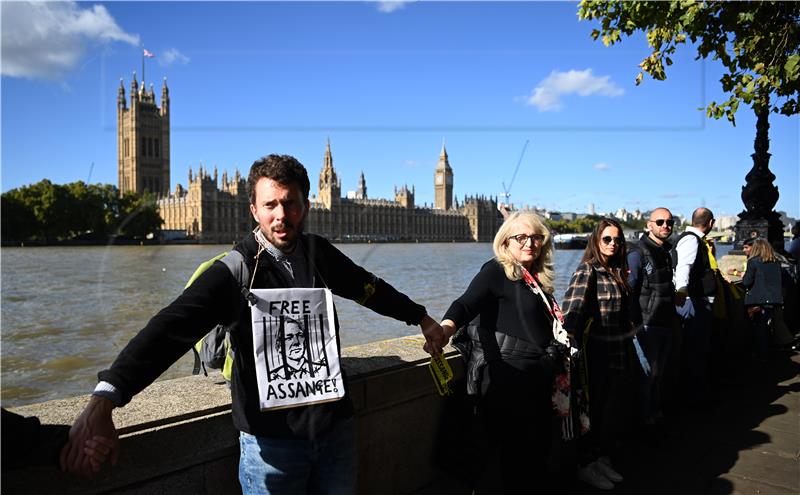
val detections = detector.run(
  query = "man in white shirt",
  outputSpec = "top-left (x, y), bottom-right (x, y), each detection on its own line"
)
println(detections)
top-left (673, 207), bottom-right (717, 407)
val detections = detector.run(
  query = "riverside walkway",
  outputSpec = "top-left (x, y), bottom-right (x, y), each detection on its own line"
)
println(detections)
top-left (601, 349), bottom-right (799, 495)
top-left (425, 350), bottom-right (799, 495)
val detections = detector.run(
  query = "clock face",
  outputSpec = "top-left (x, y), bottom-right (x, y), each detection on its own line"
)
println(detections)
top-left (435, 174), bottom-right (443, 185)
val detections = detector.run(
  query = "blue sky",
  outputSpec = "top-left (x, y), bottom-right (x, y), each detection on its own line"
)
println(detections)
top-left (2, 1), bottom-right (798, 220)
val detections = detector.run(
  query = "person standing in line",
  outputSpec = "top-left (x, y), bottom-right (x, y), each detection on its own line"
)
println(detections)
top-left (562, 218), bottom-right (635, 491)
top-left (786, 223), bottom-right (800, 260)
top-left (672, 207), bottom-right (718, 407)
top-left (627, 208), bottom-right (678, 430)
top-left (741, 238), bottom-right (788, 360)
top-left (438, 211), bottom-right (561, 494)
top-left (60, 154), bottom-right (446, 494)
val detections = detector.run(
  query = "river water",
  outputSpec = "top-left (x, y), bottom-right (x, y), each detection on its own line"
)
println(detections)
top-left (0, 242), bottom-right (731, 407)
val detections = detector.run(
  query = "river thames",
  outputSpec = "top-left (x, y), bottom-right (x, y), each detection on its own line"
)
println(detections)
top-left (1, 242), bottom-right (733, 407)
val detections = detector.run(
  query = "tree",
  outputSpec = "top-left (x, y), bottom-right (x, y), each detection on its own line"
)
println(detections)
top-left (578, 1), bottom-right (798, 248)
top-left (578, 1), bottom-right (800, 124)
top-left (115, 192), bottom-right (163, 238)
top-left (1, 181), bottom-right (163, 243)
top-left (1, 192), bottom-right (39, 242)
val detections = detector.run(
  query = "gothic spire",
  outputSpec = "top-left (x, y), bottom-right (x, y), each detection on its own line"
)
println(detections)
top-left (437, 140), bottom-right (451, 171)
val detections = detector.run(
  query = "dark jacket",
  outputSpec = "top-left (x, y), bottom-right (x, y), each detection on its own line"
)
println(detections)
top-left (627, 235), bottom-right (675, 327)
top-left (742, 256), bottom-right (785, 306)
top-left (443, 260), bottom-right (555, 395)
top-left (98, 232), bottom-right (426, 440)
top-left (443, 260), bottom-right (554, 352)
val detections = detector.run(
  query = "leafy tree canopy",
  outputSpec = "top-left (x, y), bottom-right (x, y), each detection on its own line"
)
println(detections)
top-left (578, 1), bottom-right (800, 124)
top-left (1, 181), bottom-right (162, 242)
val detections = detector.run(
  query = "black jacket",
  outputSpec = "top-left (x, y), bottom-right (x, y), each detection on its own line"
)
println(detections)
top-left (443, 260), bottom-right (554, 352)
top-left (742, 256), bottom-right (785, 306)
top-left (98, 232), bottom-right (426, 440)
top-left (628, 235), bottom-right (675, 327)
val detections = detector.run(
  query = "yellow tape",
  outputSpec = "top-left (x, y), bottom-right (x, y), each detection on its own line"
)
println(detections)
top-left (428, 352), bottom-right (454, 396)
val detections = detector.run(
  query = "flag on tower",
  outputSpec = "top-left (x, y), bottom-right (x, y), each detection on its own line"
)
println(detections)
top-left (143, 48), bottom-right (155, 58)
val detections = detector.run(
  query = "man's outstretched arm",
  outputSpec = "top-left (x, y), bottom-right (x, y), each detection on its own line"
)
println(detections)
top-left (60, 395), bottom-right (119, 477)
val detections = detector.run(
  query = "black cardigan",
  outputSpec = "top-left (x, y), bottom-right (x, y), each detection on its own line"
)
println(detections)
top-left (443, 259), bottom-right (554, 354)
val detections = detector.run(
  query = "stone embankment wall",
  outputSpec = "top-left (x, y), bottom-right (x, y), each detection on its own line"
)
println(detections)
top-left (2, 337), bottom-right (466, 495)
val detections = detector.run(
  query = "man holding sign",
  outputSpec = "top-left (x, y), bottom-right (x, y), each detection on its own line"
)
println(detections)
top-left (62, 154), bottom-right (446, 494)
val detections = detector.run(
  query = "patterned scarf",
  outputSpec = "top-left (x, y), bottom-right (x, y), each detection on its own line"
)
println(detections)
top-left (519, 264), bottom-right (590, 440)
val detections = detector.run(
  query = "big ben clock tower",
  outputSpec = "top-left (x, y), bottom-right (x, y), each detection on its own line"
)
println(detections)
top-left (434, 142), bottom-right (453, 210)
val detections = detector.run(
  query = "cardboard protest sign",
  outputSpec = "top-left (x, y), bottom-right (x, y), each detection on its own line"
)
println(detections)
top-left (250, 288), bottom-right (343, 411)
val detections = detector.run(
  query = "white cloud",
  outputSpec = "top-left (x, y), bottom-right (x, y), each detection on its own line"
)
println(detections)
top-left (158, 48), bottom-right (190, 68)
top-left (593, 162), bottom-right (610, 171)
top-left (376, 1), bottom-right (410, 13)
top-left (1, 1), bottom-right (139, 80)
top-left (522, 69), bottom-right (624, 112)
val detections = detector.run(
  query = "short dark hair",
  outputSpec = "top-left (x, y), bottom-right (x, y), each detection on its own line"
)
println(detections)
top-left (247, 154), bottom-right (310, 204)
top-left (691, 208), bottom-right (714, 227)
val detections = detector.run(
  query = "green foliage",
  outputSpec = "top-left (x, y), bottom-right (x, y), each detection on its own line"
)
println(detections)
top-left (578, 1), bottom-right (800, 125)
top-left (1, 193), bottom-right (40, 241)
top-left (116, 192), bottom-right (163, 238)
top-left (545, 215), bottom-right (646, 234)
top-left (546, 216), bottom-right (601, 234)
top-left (1, 180), bottom-right (163, 243)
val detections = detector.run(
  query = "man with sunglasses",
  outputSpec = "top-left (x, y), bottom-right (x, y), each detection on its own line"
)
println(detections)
top-left (672, 207), bottom-right (718, 408)
top-left (627, 208), bottom-right (677, 428)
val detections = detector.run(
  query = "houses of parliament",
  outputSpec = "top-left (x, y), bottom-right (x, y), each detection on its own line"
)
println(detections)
top-left (117, 74), bottom-right (502, 243)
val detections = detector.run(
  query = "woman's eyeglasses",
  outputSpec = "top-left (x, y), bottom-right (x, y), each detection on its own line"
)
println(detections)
top-left (600, 236), bottom-right (625, 245)
top-left (652, 218), bottom-right (675, 227)
top-left (508, 233), bottom-right (545, 246)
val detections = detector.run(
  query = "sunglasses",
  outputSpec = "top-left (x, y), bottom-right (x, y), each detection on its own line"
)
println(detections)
top-left (652, 218), bottom-right (675, 227)
top-left (508, 233), bottom-right (545, 246)
top-left (601, 236), bottom-right (625, 245)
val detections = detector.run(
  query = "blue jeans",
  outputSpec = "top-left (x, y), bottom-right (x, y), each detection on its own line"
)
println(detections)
top-left (238, 418), bottom-right (357, 495)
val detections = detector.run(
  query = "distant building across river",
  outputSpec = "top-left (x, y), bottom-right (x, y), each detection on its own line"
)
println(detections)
top-left (116, 73), bottom-right (502, 243)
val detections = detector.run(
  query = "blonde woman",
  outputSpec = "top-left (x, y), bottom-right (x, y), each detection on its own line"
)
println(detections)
top-left (742, 238), bottom-right (787, 359)
top-left (441, 210), bottom-right (559, 493)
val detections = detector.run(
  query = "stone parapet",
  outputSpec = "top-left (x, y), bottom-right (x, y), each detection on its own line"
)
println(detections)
top-left (2, 336), bottom-right (466, 495)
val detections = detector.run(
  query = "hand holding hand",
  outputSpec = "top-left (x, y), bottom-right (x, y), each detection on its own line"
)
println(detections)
top-left (83, 435), bottom-right (117, 473)
top-left (60, 395), bottom-right (119, 477)
top-left (420, 314), bottom-right (446, 356)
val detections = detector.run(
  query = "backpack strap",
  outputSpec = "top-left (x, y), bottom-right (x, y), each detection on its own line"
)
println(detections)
top-left (220, 250), bottom-right (258, 306)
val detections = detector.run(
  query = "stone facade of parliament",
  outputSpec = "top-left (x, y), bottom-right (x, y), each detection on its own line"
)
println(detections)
top-left (117, 75), bottom-right (502, 244)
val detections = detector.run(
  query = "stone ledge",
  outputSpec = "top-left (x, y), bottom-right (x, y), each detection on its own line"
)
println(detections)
top-left (9, 335), bottom-right (452, 431)
top-left (4, 336), bottom-right (465, 495)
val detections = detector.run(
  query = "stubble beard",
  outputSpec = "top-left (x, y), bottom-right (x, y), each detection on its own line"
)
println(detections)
top-left (651, 230), bottom-right (670, 243)
top-left (264, 220), bottom-right (304, 252)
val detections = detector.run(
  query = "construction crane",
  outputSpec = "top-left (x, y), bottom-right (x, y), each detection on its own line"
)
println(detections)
top-left (499, 140), bottom-right (529, 216)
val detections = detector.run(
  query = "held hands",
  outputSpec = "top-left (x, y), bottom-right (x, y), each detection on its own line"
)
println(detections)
top-left (420, 314), bottom-right (447, 356)
top-left (60, 395), bottom-right (120, 477)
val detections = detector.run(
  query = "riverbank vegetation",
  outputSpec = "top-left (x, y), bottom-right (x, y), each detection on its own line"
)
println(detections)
top-left (1, 180), bottom-right (163, 244)
top-left (545, 215), bottom-right (646, 234)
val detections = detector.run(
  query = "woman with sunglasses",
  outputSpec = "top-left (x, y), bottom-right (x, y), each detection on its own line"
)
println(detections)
top-left (440, 210), bottom-right (560, 493)
top-left (562, 217), bottom-right (636, 490)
